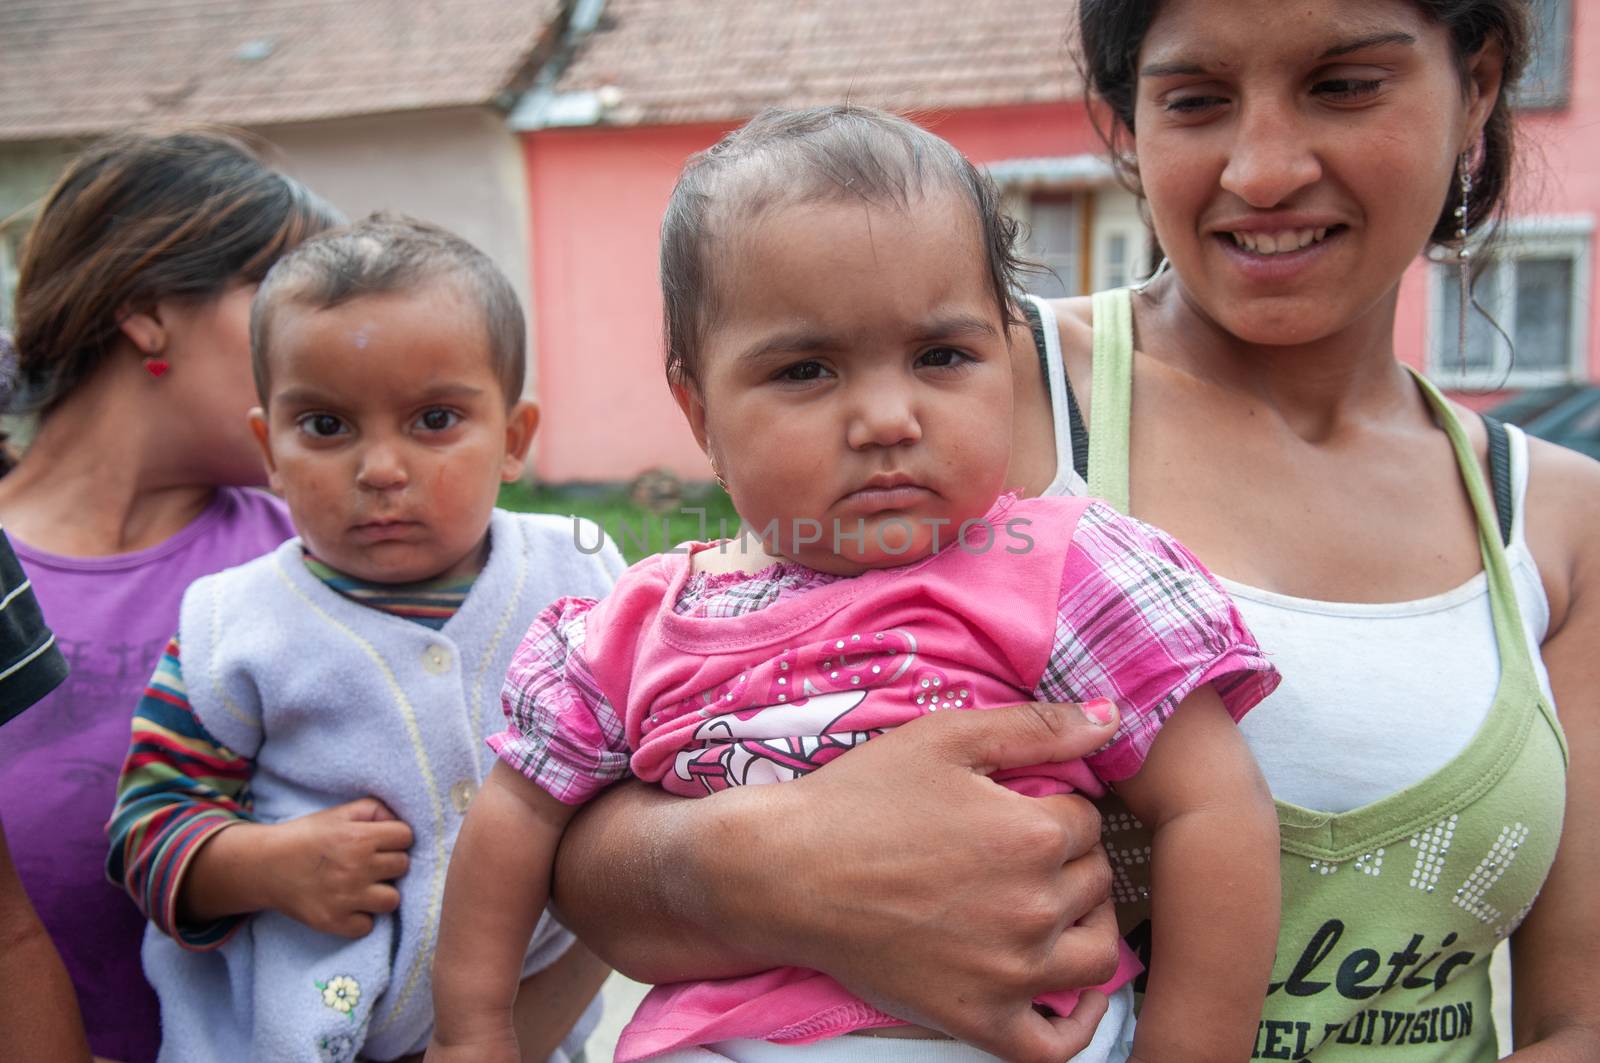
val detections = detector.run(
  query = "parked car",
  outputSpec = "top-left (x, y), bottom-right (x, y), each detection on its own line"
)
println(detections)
top-left (1482, 384), bottom-right (1587, 426)
top-left (1520, 387), bottom-right (1600, 461)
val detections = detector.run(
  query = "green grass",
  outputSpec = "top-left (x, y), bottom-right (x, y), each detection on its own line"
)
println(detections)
top-left (498, 482), bottom-right (740, 564)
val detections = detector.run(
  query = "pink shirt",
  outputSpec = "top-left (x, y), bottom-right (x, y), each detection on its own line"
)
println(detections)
top-left (492, 496), bottom-right (1278, 1059)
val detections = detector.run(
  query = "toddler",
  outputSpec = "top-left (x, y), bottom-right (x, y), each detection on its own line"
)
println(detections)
top-left (430, 108), bottom-right (1283, 1063)
top-left (107, 217), bottom-right (623, 1063)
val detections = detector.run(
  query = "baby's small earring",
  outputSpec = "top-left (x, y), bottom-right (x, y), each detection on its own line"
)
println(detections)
top-left (143, 355), bottom-right (170, 378)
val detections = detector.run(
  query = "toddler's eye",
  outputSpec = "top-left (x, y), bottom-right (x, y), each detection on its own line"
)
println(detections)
top-left (917, 347), bottom-right (971, 369)
top-left (417, 408), bottom-right (460, 432)
top-left (298, 413), bottom-right (346, 439)
top-left (777, 361), bottom-right (829, 383)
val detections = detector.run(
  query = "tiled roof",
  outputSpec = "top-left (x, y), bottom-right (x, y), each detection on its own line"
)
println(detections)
top-left (550, 0), bottom-right (1084, 127)
top-left (0, 0), bottom-right (566, 142)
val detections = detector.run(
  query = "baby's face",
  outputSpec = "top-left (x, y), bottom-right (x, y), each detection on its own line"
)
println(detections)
top-left (684, 190), bottom-right (1015, 575)
top-left (251, 282), bottom-right (535, 584)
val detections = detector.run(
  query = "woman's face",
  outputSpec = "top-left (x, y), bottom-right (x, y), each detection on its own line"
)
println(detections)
top-left (1131, 0), bottom-right (1501, 346)
top-left (159, 281), bottom-right (270, 485)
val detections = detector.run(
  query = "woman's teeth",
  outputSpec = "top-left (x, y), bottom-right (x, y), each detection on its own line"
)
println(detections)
top-left (1228, 228), bottom-right (1331, 255)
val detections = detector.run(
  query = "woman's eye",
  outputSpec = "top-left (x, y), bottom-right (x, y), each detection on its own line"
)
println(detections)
top-left (417, 408), bottom-right (461, 432)
top-left (1316, 78), bottom-right (1385, 101)
top-left (918, 346), bottom-right (971, 369)
top-left (1164, 94), bottom-right (1227, 115)
top-left (298, 413), bottom-right (346, 439)
top-left (777, 361), bottom-right (829, 383)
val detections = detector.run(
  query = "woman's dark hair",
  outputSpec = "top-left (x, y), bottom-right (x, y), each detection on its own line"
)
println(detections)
top-left (661, 104), bottom-right (1029, 391)
top-left (1076, 0), bottom-right (1530, 247)
top-left (6, 125), bottom-right (340, 415)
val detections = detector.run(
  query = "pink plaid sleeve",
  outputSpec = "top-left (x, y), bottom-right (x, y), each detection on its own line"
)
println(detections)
top-left (487, 596), bottom-right (631, 805)
top-left (1034, 502), bottom-right (1280, 782)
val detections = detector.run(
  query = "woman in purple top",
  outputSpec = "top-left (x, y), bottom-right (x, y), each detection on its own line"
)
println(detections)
top-left (0, 128), bottom-right (340, 1062)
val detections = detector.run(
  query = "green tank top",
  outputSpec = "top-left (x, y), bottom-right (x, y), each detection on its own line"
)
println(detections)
top-left (1085, 287), bottom-right (1569, 1060)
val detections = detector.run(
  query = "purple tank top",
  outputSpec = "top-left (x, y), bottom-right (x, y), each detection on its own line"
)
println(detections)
top-left (0, 487), bottom-right (294, 1063)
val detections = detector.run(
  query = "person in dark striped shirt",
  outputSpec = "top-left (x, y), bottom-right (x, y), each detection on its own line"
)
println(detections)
top-left (0, 527), bottom-right (88, 1062)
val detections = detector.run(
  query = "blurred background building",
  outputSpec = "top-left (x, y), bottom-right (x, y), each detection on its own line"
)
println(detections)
top-left (0, 0), bottom-right (1592, 483)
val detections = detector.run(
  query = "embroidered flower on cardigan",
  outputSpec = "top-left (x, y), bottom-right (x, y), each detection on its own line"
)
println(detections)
top-left (315, 974), bottom-right (361, 1018)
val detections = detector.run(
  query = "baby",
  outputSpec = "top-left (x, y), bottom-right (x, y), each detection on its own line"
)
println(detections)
top-left (430, 108), bottom-right (1283, 1063)
top-left (107, 217), bottom-right (623, 1063)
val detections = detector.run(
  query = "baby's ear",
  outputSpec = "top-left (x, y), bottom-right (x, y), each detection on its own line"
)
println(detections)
top-left (247, 407), bottom-right (283, 494)
top-left (500, 399), bottom-right (540, 481)
top-left (670, 380), bottom-right (711, 453)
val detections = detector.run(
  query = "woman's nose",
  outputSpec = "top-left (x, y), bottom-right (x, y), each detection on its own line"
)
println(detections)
top-left (1219, 98), bottom-right (1324, 209)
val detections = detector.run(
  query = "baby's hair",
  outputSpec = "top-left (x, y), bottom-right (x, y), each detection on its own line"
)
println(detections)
top-left (661, 104), bottom-right (1028, 390)
top-left (251, 213), bottom-right (525, 404)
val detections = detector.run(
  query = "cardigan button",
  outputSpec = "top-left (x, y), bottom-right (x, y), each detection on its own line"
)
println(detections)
top-left (450, 779), bottom-right (477, 813)
top-left (423, 645), bottom-right (451, 675)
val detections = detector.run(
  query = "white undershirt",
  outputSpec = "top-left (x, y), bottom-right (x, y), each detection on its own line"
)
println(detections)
top-left (1031, 295), bottom-right (1556, 813)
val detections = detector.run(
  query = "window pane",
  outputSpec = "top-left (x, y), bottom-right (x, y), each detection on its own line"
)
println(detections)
top-left (1518, 0), bottom-right (1571, 106)
top-left (1438, 260), bottom-right (1506, 374)
top-left (1514, 256), bottom-right (1574, 372)
top-left (1025, 198), bottom-right (1078, 298)
top-left (1104, 233), bottom-right (1129, 289)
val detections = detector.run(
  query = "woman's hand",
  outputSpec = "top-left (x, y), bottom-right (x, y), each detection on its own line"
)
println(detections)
top-left (180, 797), bottom-right (413, 937)
top-left (554, 700), bottom-right (1123, 1063)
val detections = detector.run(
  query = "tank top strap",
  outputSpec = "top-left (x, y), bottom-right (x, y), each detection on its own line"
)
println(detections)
top-left (1087, 287), bottom-right (1135, 512)
top-left (1406, 369), bottom-right (1547, 708)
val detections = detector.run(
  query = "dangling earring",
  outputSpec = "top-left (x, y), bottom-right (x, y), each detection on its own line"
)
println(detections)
top-left (709, 454), bottom-right (729, 494)
top-left (1133, 257), bottom-right (1170, 295)
top-left (1454, 151), bottom-right (1474, 376)
top-left (143, 356), bottom-right (170, 378)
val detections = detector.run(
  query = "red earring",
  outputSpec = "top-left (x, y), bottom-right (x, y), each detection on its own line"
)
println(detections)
top-left (144, 357), bottom-right (169, 378)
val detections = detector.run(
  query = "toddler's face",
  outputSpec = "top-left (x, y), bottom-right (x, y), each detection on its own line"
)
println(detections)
top-left (250, 282), bottom-right (536, 584)
top-left (680, 190), bottom-right (1014, 575)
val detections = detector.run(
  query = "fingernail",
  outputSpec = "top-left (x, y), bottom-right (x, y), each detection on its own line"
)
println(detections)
top-left (1080, 698), bottom-right (1117, 726)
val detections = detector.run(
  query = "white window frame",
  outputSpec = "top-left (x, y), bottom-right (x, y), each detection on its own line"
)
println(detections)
top-left (1428, 215), bottom-right (1592, 388)
top-left (1515, 0), bottom-right (1573, 110)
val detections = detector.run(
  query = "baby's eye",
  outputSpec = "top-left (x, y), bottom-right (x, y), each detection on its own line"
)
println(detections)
top-left (917, 346), bottom-right (972, 369)
top-left (776, 361), bottom-right (830, 383)
top-left (297, 413), bottom-right (346, 439)
top-left (416, 408), bottom-right (461, 433)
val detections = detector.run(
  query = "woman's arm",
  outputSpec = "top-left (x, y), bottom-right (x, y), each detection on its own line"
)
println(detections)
top-left (0, 820), bottom-right (91, 1063)
top-left (1112, 689), bottom-right (1279, 1063)
top-left (552, 699), bottom-right (1125, 1063)
top-left (1505, 445), bottom-right (1600, 1058)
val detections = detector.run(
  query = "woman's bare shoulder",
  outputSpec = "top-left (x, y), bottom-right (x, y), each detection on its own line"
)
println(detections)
top-left (1046, 296), bottom-right (1096, 404)
top-left (1522, 434), bottom-right (1600, 631)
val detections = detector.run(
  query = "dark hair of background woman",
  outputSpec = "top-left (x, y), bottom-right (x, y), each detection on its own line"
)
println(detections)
top-left (6, 126), bottom-right (340, 418)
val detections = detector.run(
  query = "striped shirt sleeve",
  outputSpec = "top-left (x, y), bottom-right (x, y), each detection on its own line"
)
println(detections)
top-left (1034, 502), bottom-right (1280, 782)
top-left (105, 637), bottom-right (257, 950)
top-left (0, 529), bottom-right (68, 725)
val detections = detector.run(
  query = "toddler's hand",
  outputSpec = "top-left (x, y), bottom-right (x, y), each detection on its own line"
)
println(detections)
top-left (262, 797), bottom-right (413, 937)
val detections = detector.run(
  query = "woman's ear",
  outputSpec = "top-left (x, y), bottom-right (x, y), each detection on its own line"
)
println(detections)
top-left (1463, 37), bottom-right (1508, 147)
top-left (500, 400), bottom-right (540, 482)
top-left (116, 301), bottom-right (167, 359)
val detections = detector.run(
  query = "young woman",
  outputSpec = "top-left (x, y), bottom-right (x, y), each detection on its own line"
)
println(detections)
top-left (550, 1), bottom-right (1600, 1059)
top-left (0, 127), bottom-right (339, 1062)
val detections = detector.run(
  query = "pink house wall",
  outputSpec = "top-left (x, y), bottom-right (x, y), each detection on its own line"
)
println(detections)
top-left (522, 102), bottom-right (1099, 483)
top-left (1395, 0), bottom-right (1600, 395)
top-left (527, 16), bottom-right (1600, 482)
